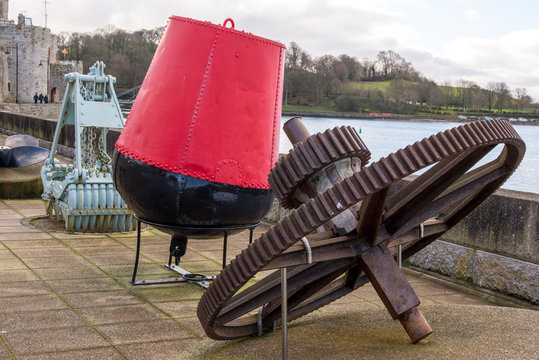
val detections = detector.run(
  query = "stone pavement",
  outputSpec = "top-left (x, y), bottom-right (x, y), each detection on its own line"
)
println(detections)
top-left (0, 199), bottom-right (537, 360)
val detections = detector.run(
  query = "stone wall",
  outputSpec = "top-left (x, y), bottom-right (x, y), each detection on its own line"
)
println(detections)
top-left (0, 53), bottom-right (6, 101)
top-left (0, 110), bottom-right (121, 156)
top-left (49, 60), bottom-right (83, 103)
top-left (407, 189), bottom-right (538, 304)
top-left (0, 0), bottom-right (8, 21)
top-left (0, 22), bottom-right (57, 103)
top-left (0, 103), bottom-right (61, 120)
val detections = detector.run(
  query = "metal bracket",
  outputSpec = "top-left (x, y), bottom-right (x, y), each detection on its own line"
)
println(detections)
top-left (257, 306), bottom-right (264, 337)
top-left (300, 237), bottom-right (312, 264)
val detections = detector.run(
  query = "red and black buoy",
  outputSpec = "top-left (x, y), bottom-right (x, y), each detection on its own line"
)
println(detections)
top-left (113, 16), bottom-right (285, 240)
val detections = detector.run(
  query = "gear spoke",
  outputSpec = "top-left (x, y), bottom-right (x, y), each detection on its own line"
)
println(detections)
top-left (384, 144), bottom-right (495, 234)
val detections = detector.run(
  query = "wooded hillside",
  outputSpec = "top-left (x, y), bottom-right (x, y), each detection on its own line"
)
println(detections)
top-left (57, 27), bottom-right (537, 115)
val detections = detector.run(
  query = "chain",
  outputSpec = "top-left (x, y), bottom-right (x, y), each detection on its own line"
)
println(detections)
top-left (80, 127), bottom-right (111, 173)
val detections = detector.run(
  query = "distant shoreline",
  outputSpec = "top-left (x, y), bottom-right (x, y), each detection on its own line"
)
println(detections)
top-left (281, 111), bottom-right (539, 126)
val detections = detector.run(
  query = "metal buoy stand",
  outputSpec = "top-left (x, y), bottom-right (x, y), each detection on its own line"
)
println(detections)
top-left (130, 217), bottom-right (259, 288)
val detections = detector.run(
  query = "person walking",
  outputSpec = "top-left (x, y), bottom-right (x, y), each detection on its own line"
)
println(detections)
top-left (44, 95), bottom-right (48, 104)
top-left (38, 93), bottom-right (44, 104)
top-left (33, 93), bottom-right (38, 104)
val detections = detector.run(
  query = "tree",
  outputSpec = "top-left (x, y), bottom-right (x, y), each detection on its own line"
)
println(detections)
top-left (415, 79), bottom-right (442, 109)
top-left (283, 42), bottom-right (315, 105)
top-left (338, 54), bottom-right (362, 81)
top-left (485, 81), bottom-right (497, 112)
top-left (335, 94), bottom-right (361, 112)
top-left (57, 26), bottom-right (163, 91)
top-left (455, 79), bottom-right (480, 111)
top-left (495, 82), bottom-right (510, 114)
top-left (514, 88), bottom-right (531, 113)
top-left (441, 80), bottom-right (453, 108)
top-left (374, 50), bottom-right (419, 81)
top-left (314, 55), bottom-right (338, 99)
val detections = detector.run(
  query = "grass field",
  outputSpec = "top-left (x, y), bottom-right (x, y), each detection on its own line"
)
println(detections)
top-left (284, 79), bottom-right (538, 116)
top-left (348, 79), bottom-right (418, 92)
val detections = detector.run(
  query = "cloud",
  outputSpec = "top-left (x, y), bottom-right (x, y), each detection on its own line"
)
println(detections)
top-left (463, 9), bottom-right (480, 21)
top-left (436, 29), bottom-right (539, 99)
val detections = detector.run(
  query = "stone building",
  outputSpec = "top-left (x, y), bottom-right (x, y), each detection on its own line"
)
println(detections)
top-left (0, 0), bottom-right (82, 103)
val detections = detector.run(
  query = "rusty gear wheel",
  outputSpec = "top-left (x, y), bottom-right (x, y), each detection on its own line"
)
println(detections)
top-left (197, 120), bottom-right (525, 340)
top-left (269, 124), bottom-right (371, 209)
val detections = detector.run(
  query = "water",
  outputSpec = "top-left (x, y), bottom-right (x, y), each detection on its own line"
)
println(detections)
top-left (279, 116), bottom-right (539, 194)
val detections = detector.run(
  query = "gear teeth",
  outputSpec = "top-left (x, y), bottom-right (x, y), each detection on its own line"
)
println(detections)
top-left (269, 126), bottom-right (371, 209)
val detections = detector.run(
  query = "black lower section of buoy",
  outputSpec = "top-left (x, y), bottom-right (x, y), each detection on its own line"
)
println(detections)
top-left (112, 150), bottom-right (274, 238)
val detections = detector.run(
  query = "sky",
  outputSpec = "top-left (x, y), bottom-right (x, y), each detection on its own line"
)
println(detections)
top-left (8, 0), bottom-right (539, 100)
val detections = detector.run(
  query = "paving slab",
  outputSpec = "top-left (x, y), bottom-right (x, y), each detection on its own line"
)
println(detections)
top-left (62, 237), bottom-right (126, 248)
top-left (77, 303), bottom-right (168, 325)
top-left (116, 338), bottom-right (199, 360)
top-left (1, 238), bottom-right (63, 249)
top-left (153, 301), bottom-right (200, 318)
top-left (22, 255), bottom-right (91, 268)
top-left (133, 285), bottom-right (204, 303)
top-left (0, 232), bottom-right (53, 241)
top-left (0, 226), bottom-right (39, 233)
top-left (100, 263), bottom-right (170, 277)
top-left (18, 347), bottom-right (124, 360)
top-left (0, 269), bottom-right (40, 282)
top-left (0, 258), bottom-right (27, 270)
top-left (61, 290), bottom-right (144, 309)
top-left (33, 266), bottom-right (107, 280)
top-left (0, 294), bottom-right (68, 313)
top-left (144, 249), bottom-right (207, 262)
top-left (76, 245), bottom-right (134, 256)
top-left (96, 319), bottom-right (195, 345)
top-left (83, 253), bottom-right (149, 266)
top-left (3, 326), bottom-right (109, 355)
top-left (0, 280), bottom-right (51, 297)
top-left (45, 277), bottom-right (124, 293)
top-left (0, 309), bottom-right (85, 332)
top-left (51, 232), bottom-right (117, 239)
top-left (10, 247), bottom-right (77, 258)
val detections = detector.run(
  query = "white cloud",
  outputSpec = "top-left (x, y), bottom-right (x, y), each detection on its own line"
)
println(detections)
top-left (463, 9), bottom-right (480, 21)
top-left (433, 29), bottom-right (539, 99)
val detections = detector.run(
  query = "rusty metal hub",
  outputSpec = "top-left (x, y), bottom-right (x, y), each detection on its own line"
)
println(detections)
top-left (197, 119), bottom-right (525, 343)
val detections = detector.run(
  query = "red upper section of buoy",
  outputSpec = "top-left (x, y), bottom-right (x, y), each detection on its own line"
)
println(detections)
top-left (115, 16), bottom-right (285, 189)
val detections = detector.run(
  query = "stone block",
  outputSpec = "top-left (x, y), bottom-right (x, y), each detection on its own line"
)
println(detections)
top-left (408, 240), bottom-right (539, 304)
top-left (471, 250), bottom-right (539, 304)
top-left (445, 189), bottom-right (539, 263)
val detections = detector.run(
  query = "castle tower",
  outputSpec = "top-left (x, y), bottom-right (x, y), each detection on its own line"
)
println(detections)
top-left (0, 0), bottom-right (8, 21)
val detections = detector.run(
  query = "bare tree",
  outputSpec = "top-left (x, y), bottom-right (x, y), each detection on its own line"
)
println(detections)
top-left (441, 80), bottom-right (453, 108)
top-left (455, 79), bottom-right (479, 111)
top-left (495, 82), bottom-right (510, 114)
top-left (314, 55), bottom-right (338, 99)
top-left (514, 88), bottom-right (531, 113)
top-left (285, 42), bottom-right (303, 68)
top-left (415, 79), bottom-right (442, 109)
top-left (485, 81), bottom-right (497, 112)
top-left (338, 54), bottom-right (361, 81)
